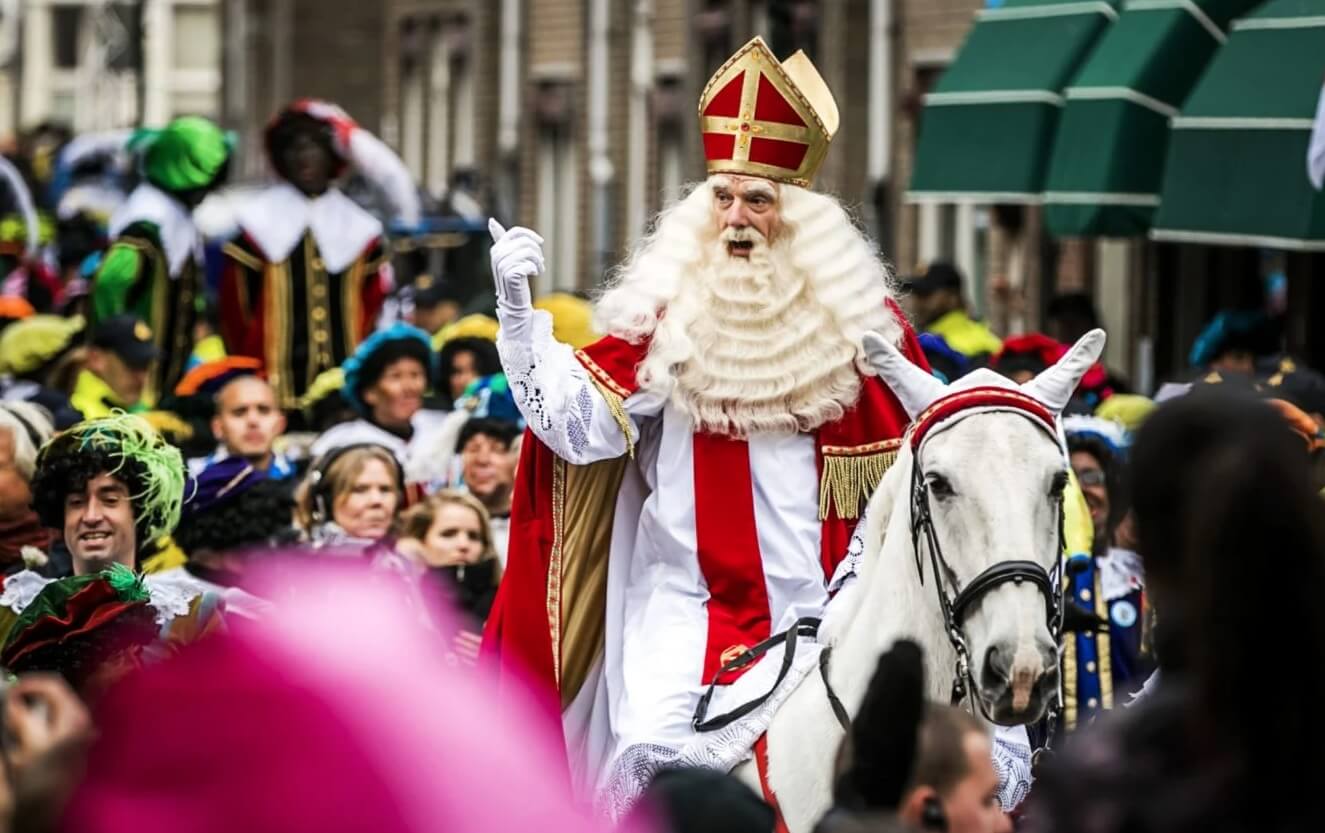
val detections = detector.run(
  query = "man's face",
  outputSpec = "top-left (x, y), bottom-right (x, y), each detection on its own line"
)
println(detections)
top-left (1071, 449), bottom-right (1110, 540)
top-left (0, 429), bottom-right (30, 521)
top-left (281, 131), bottom-right (335, 196)
top-left (88, 349), bottom-right (149, 406)
top-left (363, 357), bottom-right (427, 430)
top-left (461, 433), bottom-right (514, 502)
top-left (910, 288), bottom-right (960, 329)
top-left (212, 377), bottom-right (285, 465)
top-left (941, 733), bottom-right (1012, 833)
top-left (711, 175), bottom-right (781, 257)
top-left (64, 472), bottom-right (137, 573)
top-left (410, 301), bottom-right (459, 338)
top-left (448, 350), bottom-right (479, 400)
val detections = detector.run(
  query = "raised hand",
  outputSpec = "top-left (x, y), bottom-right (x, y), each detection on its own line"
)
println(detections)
top-left (488, 219), bottom-right (544, 315)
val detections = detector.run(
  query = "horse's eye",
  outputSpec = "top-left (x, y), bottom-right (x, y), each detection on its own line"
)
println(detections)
top-left (927, 474), bottom-right (956, 499)
top-left (1050, 470), bottom-right (1069, 499)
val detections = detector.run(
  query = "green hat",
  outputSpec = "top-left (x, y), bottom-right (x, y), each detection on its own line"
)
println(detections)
top-left (133, 116), bottom-right (234, 194)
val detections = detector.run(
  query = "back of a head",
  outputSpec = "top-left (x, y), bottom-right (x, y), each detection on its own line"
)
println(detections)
top-left (909, 705), bottom-right (986, 799)
top-left (635, 768), bottom-right (775, 833)
top-left (1130, 390), bottom-right (1325, 812)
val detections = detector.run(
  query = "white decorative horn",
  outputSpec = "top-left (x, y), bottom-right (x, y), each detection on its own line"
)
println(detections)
top-left (1022, 328), bottom-right (1107, 413)
top-left (862, 331), bottom-right (946, 419)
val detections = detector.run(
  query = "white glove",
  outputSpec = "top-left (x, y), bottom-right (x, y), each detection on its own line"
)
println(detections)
top-left (488, 219), bottom-right (543, 343)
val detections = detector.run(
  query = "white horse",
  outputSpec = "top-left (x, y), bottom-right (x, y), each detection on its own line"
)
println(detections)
top-left (733, 328), bottom-right (1107, 833)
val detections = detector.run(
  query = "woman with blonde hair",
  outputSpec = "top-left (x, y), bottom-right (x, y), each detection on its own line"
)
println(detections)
top-left (295, 443), bottom-right (404, 547)
top-left (397, 489), bottom-right (501, 630)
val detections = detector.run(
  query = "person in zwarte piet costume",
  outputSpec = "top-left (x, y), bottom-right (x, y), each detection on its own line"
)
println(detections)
top-left (219, 99), bottom-right (421, 410)
top-left (0, 414), bottom-right (224, 698)
top-left (92, 117), bottom-right (233, 403)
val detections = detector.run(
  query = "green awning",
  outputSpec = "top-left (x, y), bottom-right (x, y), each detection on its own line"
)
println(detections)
top-left (1151, 0), bottom-right (1325, 250)
top-left (908, 0), bottom-right (1120, 203)
top-left (1042, 0), bottom-right (1263, 237)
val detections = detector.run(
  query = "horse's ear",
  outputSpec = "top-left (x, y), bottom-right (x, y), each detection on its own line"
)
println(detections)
top-left (862, 331), bottom-right (946, 420)
top-left (1022, 328), bottom-right (1107, 412)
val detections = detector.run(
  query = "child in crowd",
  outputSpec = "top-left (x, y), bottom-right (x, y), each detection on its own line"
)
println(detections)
top-left (397, 490), bottom-right (501, 658)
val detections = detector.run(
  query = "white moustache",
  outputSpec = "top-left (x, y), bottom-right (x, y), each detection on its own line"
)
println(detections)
top-left (720, 227), bottom-right (768, 245)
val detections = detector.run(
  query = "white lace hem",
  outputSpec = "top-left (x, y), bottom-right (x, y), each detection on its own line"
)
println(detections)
top-left (594, 643), bottom-right (822, 820)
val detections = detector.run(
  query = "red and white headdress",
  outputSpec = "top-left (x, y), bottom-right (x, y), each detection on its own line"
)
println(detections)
top-left (698, 37), bottom-right (840, 188)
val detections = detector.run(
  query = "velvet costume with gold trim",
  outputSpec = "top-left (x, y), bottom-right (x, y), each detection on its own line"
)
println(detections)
top-left (92, 221), bottom-right (201, 399)
top-left (218, 231), bottom-right (389, 409)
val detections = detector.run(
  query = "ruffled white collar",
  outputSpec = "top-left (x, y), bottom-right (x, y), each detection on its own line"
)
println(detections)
top-left (109, 183), bottom-right (202, 278)
top-left (0, 568), bottom-right (204, 626)
top-left (234, 182), bottom-right (383, 274)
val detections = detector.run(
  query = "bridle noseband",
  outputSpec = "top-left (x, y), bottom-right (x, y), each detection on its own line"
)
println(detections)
top-left (906, 389), bottom-right (1066, 727)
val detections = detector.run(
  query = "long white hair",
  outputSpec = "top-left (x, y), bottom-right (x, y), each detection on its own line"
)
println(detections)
top-left (595, 176), bottom-right (901, 436)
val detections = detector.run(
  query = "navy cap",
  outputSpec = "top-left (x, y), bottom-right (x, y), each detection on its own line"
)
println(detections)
top-left (90, 315), bottom-right (160, 370)
top-left (903, 262), bottom-right (963, 296)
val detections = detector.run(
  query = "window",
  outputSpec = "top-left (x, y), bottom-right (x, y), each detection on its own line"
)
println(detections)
top-left (52, 6), bottom-right (83, 70)
top-left (400, 57), bottom-right (426, 177)
top-left (173, 5), bottom-right (220, 72)
top-left (536, 121), bottom-right (579, 294)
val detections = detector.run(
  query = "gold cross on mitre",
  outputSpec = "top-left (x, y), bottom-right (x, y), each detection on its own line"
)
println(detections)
top-left (698, 37), bottom-right (840, 187)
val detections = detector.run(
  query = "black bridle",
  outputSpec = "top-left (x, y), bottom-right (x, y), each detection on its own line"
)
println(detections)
top-left (908, 438), bottom-right (1065, 725)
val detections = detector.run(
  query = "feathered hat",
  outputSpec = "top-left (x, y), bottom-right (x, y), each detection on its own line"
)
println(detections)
top-left (32, 413), bottom-right (188, 545)
top-left (266, 99), bottom-right (422, 227)
top-left (698, 36), bottom-right (840, 187)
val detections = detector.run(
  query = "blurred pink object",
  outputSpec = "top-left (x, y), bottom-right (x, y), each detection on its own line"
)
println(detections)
top-left (62, 558), bottom-right (632, 833)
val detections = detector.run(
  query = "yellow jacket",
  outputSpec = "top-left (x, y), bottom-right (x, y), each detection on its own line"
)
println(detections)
top-left (70, 369), bottom-right (129, 420)
top-left (926, 310), bottom-right (1003, 358)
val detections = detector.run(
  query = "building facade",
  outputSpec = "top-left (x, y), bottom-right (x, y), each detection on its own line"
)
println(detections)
top-left (380, 0), bottom-right (959, 298)
top-left (0, 0), bottom-right (222, 137)
top-left (220, 0), bottom-right (386, 178)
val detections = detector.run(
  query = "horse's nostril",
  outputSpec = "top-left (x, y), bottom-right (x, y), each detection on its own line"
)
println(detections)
top-left (982, 644), bottom-right (1009, 687)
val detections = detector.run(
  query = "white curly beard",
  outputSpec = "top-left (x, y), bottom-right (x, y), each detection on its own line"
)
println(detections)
top-left (596, 177), bottom-right (902, 437)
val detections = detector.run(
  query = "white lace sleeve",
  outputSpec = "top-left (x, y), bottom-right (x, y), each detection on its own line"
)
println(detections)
top-left (144, 571), bottom-right (205, 625)
top-left (499, 310), bottom-right (647, 464)
top-left (992, 725), bottom-right (1034, 811)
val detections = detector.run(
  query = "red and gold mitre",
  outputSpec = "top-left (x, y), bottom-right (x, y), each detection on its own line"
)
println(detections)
top-left (698, 37), bottom-right (840, 188)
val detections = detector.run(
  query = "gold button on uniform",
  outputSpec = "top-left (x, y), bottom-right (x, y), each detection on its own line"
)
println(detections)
top-left (313, 330), bottom-right (329, 343)
top-left (311, 307), bottom-right (328, 321)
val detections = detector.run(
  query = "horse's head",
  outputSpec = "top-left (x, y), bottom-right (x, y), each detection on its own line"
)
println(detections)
top-left (863, 328), bottom-right (1106, 725)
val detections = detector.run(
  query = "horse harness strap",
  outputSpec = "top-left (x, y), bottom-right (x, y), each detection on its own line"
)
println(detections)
top-left (693, 617), bottom-right (851, 734)
top-left (909, 443), bottom-right (1066, 717)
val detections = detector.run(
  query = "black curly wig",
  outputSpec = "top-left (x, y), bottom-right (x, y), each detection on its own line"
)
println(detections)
top-left (173, 478), bottom-right (297, 557)
top-left (265, 111), bottom-right (343, 182)
top-left (30, 442), bottom-right (154, 550)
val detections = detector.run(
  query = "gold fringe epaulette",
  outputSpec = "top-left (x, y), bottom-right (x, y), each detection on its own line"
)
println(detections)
top-left (819, 439), bottom-right (901, 520)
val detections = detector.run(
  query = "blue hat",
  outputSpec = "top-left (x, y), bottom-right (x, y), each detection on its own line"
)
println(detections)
top-left (341, 323), bottom-right (435, 415)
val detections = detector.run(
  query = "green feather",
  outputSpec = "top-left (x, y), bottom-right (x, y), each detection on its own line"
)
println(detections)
top-left (103, 563), bottom-right (149, 603)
